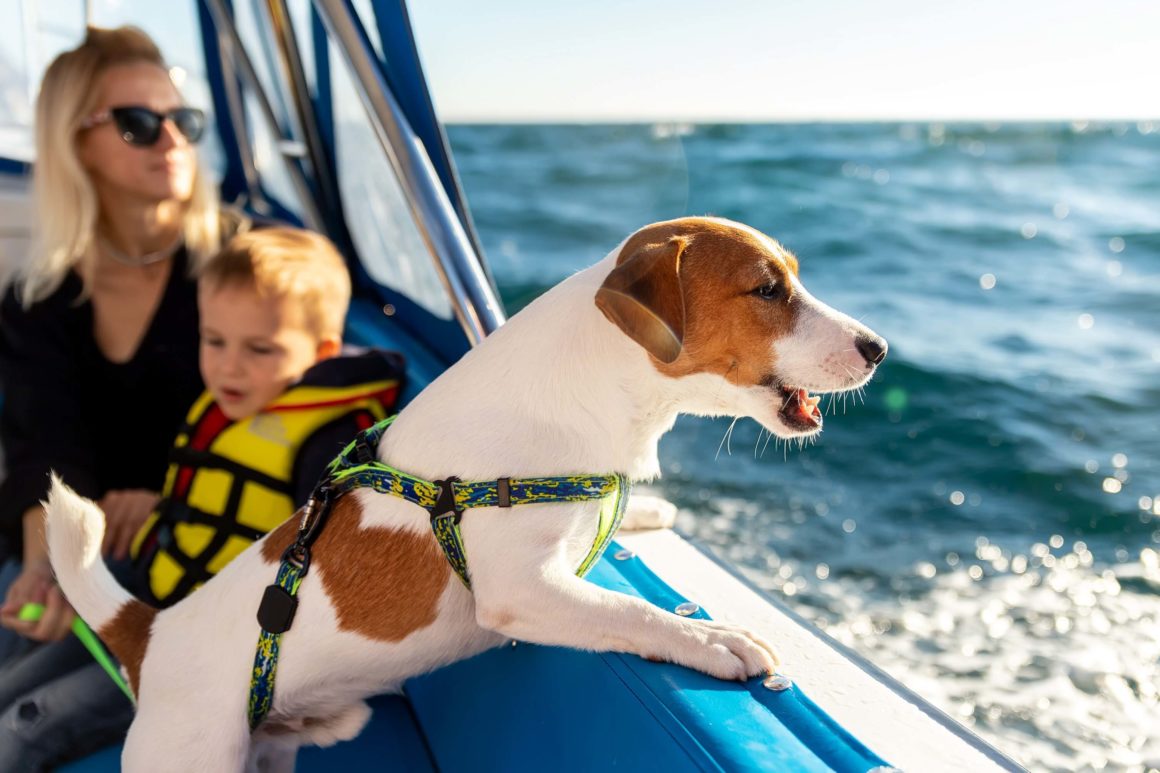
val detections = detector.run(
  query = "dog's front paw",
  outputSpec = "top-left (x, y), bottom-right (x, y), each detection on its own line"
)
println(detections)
top-left (620, 494), bottom-right (677, 531)
top-left (670, 619), bottom-right (780, 681)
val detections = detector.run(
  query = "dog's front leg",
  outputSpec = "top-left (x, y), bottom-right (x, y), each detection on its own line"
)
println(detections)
top-left (620, 493), bottom-right (677, 530)
top-left (470, 557), bottom-right (779, 681)
top-left (464, 508), bottom-right (779, 677)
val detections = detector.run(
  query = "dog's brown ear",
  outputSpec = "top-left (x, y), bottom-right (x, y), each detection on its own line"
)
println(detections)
top-left (595, 236), bottom-right (687, 364)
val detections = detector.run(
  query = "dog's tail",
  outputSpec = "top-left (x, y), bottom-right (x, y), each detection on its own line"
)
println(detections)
top-left (45, 475), bottom-right (156, 688)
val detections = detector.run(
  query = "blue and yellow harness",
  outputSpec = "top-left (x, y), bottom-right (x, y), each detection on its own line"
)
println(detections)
top-left (248, 417), bottom-right (630, 729)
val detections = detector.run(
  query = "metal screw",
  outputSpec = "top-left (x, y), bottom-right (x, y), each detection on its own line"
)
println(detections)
top-left (763, 674), bottom-right (792, 692)
top-left (675, 602), bottom-right (700, 616)
top-left (382, 304), bottom-right (396, 316)
top-left (614, 549), bottom-right (635, 560)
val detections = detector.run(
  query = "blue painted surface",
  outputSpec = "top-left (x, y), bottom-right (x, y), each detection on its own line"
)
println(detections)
top-left (297, 694), bottom-right (435, 771)
top-left (403, 544), bottom-right (890, 773)
top-left (584, 547), bottom-right (890, 773)
top-left (0, 156), bottom-right (30, 177)
top-left (344, 297), bottom-right (445, 405)
top-left (59, 694), bottom-right (434, 772)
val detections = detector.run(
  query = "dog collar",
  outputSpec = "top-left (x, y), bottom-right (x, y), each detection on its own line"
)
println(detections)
top-left (248, 416), bottom-right (631, 729)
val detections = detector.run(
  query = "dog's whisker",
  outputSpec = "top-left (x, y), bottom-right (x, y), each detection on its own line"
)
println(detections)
top-left (716, 417), bottom-right (739, 461)
top-left (760, 429), bottom-right (775, 458)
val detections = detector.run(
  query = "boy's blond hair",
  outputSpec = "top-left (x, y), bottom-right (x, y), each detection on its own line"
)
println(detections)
top-left (201, 228), bottom-right (351, 339)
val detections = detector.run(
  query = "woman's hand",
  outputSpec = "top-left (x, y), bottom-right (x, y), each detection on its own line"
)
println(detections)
top-left (0, 558), bottom-right (75, 641)
top-left (99, 489), bottom-right (160, 560)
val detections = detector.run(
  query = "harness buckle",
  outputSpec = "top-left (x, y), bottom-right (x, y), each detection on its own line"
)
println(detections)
top-left (430, 477), bottom-right (463, 524)
top-left (281, 484), bottom-right (332, 575)
top-left (354, 432), bottom-right (377, 465)
top-left (281, 541), bottom-right (311, 574)
top-left (296, 486), bottom-right (332, 543)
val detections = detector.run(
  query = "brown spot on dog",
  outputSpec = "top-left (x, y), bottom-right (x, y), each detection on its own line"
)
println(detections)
top-left (261, 497), bottom-right (450, 642)
top-left (97, 600), bottom-right (156, 695)
top-left (596, 218), bottom-right (801, 386)
top-left (262, 513), bottom-right (303, 565)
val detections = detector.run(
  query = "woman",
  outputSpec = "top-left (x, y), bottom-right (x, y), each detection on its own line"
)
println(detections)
top-left (0, 26), bottom-right (235, 768)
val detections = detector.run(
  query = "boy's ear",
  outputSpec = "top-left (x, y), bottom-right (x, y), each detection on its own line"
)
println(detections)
top-left (316, 337), bottom-right (341, 361)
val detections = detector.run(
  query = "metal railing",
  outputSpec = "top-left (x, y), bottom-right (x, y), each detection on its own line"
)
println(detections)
top-left (312, 0), bottom-right (505, 345)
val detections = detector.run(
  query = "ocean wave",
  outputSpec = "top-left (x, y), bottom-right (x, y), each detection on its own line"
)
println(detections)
top-left (454, 122), bottom-right (1160, 769)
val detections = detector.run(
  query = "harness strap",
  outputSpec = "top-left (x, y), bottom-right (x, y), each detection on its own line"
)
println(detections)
top-left (248, 560), bottom-right (305, 730)
top-left (246, 417), bottom-right (631, 730)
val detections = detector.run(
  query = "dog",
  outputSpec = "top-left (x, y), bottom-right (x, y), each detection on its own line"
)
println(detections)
top-left (46, 217), bottom-right (887, 771)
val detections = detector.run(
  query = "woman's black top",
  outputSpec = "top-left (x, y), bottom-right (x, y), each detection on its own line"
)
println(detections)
top-left (0, 248), bottom-right (203, 547)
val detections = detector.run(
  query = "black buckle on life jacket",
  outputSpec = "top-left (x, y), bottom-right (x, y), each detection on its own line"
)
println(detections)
top-left (430, 477), bottom-right (463, 524)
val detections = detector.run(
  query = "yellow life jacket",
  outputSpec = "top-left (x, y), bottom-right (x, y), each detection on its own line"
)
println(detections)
top-left (132, 352), bottom-right (403, 606)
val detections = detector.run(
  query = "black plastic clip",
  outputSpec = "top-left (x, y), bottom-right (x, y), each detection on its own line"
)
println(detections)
top-left (430, 477), bottom-right (463, 524)
top-left (354, 432), bottom-right (377, 465)
top-left (257, 584), bottom-right (298, 634)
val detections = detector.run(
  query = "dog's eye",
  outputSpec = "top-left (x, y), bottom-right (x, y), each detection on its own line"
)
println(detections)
top-left (754, 283), bottom-right (781, 300)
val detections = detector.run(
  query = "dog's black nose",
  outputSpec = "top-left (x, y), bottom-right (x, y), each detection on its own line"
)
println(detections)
top-left (856, 335), bottom-right (888, 366)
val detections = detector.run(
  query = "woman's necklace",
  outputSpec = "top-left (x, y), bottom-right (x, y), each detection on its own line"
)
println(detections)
top-left (97, 233), bottom-right (182, 267)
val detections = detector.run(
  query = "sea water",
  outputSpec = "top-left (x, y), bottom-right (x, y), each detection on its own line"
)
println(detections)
top-left (447, 121), bottom-right (1160, 772)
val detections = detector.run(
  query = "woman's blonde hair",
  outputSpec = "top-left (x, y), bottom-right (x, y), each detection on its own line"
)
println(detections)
top-left (19, 25), bottom-right (220, 306)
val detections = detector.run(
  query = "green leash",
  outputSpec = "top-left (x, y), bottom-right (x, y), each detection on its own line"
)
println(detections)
top-left (18, 602), bottom-right (135, 704)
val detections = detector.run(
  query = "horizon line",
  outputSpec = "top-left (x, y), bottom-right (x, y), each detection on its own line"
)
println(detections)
top-left (440, 115), bottom-right (1160, 126)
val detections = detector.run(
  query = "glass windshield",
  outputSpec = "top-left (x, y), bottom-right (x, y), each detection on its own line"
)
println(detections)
top-left (327, 41), bottom-right (453, 320)
top-left (0, 0), bottom-right (86, 161)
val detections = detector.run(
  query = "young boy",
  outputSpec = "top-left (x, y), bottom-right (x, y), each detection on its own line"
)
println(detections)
top-left (131, 226), bottom-right (404, 605)
top-left (0, 227), bottom-right (404, 766)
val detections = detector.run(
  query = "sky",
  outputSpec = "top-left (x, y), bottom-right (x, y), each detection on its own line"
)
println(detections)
top-left (2, 0), bottom-right (1156, 129)
top-left (408, 0), bottom-right (1160, 122)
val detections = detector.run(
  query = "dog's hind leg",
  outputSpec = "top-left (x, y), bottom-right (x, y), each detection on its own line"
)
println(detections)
top-left (122, 713), bottom-right (251, 773)
top-left (247, 741), bottom-right (299, 773)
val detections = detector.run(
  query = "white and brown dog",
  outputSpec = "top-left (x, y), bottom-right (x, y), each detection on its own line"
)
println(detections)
top-left (46, 217), bottom-right (886, 771)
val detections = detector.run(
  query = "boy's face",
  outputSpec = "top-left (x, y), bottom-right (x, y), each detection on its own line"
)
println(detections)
top-left (198, 282), bottom-right (337, 420)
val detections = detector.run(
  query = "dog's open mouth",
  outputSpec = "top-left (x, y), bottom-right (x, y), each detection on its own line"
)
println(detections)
top-left (777, 385), bottom-right (823, 432)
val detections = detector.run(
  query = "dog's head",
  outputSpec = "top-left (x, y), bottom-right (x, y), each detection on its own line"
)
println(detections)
top-left (596, 217), bottom-right (887, 439)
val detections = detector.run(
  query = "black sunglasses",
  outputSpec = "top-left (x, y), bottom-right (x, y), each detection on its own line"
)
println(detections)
top-left (81, 106), bottom-right (206, 147)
